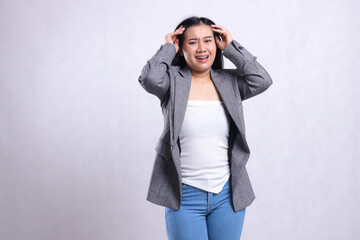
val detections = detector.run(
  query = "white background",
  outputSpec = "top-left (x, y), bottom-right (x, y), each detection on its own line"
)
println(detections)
top-left (1, 0), bottom-right (359, 239)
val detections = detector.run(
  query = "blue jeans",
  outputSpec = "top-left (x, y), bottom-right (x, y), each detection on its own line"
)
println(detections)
top-left (165, 178), bottom-right (246, 240)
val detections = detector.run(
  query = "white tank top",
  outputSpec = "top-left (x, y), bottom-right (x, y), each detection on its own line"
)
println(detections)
top-left (179, 100), bottom-right (231, 194)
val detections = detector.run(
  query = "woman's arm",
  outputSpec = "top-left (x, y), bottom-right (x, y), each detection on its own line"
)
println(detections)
top-left (222, 39), bottom-right (273, 101)
top-left (138, 43), bottom-right (176, 104)
top-left (211, 24), bottom-right (272, 101)
top-left (138, 25), bottom-right (185, 104)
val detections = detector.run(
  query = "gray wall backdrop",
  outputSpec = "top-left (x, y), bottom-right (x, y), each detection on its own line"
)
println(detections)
top-left (1, 0), bottom-right (359, 239)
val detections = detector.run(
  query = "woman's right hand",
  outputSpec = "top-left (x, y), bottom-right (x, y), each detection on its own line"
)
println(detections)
top-left (165, 25), bottom-right (185, 53)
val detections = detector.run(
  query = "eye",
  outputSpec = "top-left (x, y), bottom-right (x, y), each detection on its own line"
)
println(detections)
top-left (189, 42), bottom-right (196, 45)
top-left (205, 39), bottom-right (212, 43)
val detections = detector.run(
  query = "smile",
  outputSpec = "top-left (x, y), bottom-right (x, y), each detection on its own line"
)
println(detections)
top-left (195, 55), bottom-right (209, 62)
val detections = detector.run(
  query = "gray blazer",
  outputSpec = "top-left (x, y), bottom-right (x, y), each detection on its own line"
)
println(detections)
top-left (138, 39), bottom-right (272, 212)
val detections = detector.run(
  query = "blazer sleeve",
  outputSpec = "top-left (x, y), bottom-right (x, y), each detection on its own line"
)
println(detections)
top-left (222, 39), bottom-right (273, 101)
top-left (138, 43), bottom-right (176, 104)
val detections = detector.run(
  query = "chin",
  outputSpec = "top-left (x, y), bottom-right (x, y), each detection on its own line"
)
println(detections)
top-left (190, 63), bottom-right (212, 71)
top-left (191, 67), bottom-right (210, 73)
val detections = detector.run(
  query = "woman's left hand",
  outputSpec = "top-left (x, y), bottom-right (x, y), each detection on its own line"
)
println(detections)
top-left (211, 24), bottom-right (233, 51)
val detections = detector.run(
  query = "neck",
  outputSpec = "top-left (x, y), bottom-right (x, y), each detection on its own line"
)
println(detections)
top-left (190, 69), bottom-right (211, 81)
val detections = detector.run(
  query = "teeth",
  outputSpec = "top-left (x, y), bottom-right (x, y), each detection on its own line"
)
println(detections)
top-left (197, 56), bottom-right (208, 59)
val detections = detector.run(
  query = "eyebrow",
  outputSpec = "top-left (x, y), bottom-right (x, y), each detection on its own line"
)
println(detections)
top-left (188, 36), bottom-right (213, 41)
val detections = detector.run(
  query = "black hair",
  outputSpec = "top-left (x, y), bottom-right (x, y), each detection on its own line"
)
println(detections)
top-left (171, 16), bottom-right (223, 69)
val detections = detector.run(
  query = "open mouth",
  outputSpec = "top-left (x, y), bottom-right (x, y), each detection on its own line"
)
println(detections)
top-left (196, 56), bottom-right (209, 59)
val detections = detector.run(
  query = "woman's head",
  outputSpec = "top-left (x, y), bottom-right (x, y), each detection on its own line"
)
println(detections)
top-left (172, 16), bottom-right (223, 71)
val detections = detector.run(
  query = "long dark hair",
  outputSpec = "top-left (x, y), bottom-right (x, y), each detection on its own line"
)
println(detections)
top-left (171, 16), bottom-right (224, 69)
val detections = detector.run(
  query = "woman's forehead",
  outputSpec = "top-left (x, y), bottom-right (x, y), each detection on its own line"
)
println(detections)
top-left (184, 24), bottom-right (213, 39)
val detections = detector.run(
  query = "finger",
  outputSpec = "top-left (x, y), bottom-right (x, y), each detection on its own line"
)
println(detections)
top-left (215, 35), bottom-right (221, 44)
top-left (211, 25), bottom-right (227, 32)
top-left (175, 25), bottom-right (186, 34)
top-left (211, 24), bottom-right (223, 30)
top-left (212, 28), bottom-right (230, 41)
top-left (211, 26), bottom-right (226, 32)
top-left (169, 29), bottom-right (183, 40)
top-left (211, 28), bottom-right (223, 33)
top-left (211, 27), bottom-right (225, 34)
top-left (171, 30), bottom-right (184, 40)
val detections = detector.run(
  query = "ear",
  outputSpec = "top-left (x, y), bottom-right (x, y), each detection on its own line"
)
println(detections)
top-left (179, 48), bottom-right (184, 56)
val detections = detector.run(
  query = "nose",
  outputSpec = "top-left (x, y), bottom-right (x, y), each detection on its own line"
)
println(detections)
top-left (197, 41), bottom-right (206, 52)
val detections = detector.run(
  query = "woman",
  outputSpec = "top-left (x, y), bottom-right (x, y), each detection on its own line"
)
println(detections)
top-left (138, 16), bottom-right (272, 240)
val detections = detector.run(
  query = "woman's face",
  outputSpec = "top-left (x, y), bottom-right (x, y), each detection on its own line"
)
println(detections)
top-left (180, 24), bottom-right (217, 74)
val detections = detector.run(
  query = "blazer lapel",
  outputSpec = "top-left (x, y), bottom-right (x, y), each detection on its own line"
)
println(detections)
top-left (211, 69), bottom-right (249, 151)
top-left (210, 69), bottom-right (246, 138)
top-left (173, 67), bottom-right (191, 147)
